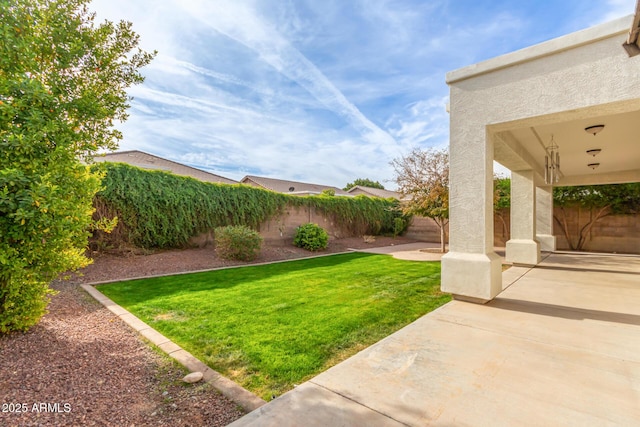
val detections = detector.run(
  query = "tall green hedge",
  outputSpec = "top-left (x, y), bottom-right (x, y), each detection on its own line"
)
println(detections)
top-left (93, 163), bottom-right (408, 249)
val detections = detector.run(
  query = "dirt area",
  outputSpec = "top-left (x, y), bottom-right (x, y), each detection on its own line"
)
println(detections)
top-left (74, 236), bottom-right (418, 284)
top-left (0, 236), bottom-right (417, 426)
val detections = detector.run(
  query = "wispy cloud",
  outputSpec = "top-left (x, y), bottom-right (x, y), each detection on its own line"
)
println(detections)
top-left (386, 96), bottom-right (449, 150)
top-left (178, 0), bottom-right (397, 148)
top-left (90, 0), bottom-right (636, 188)
top-left (602, 0), bottom-right (636, 22)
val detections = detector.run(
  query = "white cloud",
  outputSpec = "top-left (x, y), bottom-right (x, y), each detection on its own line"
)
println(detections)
top-left (178, 0), bottom-right (398, 148)
top-left (89, 0), bottom-right (631, 189)
top-left (601, 0), bottom-right (637, 22)
top-left (386, 96), bottom-right (449, 151)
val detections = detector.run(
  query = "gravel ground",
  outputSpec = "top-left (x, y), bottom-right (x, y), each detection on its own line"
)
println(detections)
top-left (72, 236), bottom-right (417, 284)
top-left (0, 236), bottom-right (416, 426)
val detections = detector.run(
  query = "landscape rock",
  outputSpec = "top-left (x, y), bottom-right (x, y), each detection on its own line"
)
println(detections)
top-left (183, 371), bottom-right (204, 383)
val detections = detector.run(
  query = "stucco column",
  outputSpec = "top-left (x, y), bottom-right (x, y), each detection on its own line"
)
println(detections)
top-left (441, 128), bottom-right (502, 303)
top-left (536, 185), bottom-right (556, 251)
top-left (505, 170), bottom-right (541, 265)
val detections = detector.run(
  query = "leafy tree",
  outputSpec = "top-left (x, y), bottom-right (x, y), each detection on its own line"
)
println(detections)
top-left (391, 148), bottom-right (449, 252)
top-left (343, 178), bottom-right (385, 191)
top-left (553, 183), bottom-right (640, 251)
top-left (494, 176), bottom-right (511, 241)
top-left (0, 0), bottom-right (154, 332)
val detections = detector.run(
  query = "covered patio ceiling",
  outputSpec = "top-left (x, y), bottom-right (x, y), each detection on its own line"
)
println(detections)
top-left (492, 3), bottom-right (640, 187)
top-left (493, 106), bottom-right (640, 186)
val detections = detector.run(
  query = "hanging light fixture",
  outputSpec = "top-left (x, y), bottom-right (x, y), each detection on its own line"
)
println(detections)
top-left (544, 135), bottom-right (561, 184)
top-left (586, 149), bottom-right (602, 156)
top-left (584, 124), bottom-right (605, 136)
top-left (588, 163), bottom-right (600, 170)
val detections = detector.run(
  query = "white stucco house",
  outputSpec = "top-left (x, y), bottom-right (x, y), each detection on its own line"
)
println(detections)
top-left (442, 11), bottom-right (640, 303)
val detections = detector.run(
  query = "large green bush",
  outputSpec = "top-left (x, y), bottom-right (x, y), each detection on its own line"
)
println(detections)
top-left (95, 163), bottom-right (289, 248)
top-left (293, 223), bottom-right (329, 251)
top-left (215, 225), bottom-right (262, 261)
top-left (94, 163), bottom-right (410, 250)
top-left (0, 0), bottom-right (153, 333)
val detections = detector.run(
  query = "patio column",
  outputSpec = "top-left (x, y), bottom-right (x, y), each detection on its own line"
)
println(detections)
top-left (505, 170), bottom-right (541, 266)
top-left (441, 128), bottom-right (502, 303)
top-left (536, 185), bottom-right (557, 251)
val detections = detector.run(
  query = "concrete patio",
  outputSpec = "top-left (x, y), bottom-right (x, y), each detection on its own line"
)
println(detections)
top-left (229, 251), bottom-right (640, 426)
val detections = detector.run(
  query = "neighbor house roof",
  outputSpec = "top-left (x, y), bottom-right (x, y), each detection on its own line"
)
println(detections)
top-left (241, 175), bottom-right (351, 196)
top-left (347, 185), bottom-right (401, 199)
top-left (93, 150), bottom-right (237, 184)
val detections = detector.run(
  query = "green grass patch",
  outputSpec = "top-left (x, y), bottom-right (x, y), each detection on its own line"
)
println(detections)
top-left (97, 253), bottom-right (449, 400)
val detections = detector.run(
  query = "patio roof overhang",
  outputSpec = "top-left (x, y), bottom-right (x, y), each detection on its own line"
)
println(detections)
top-left (623, 0), bottom-right (640, 56)
top-left (442, 13), bottom-right (640, 302)
top-left (447, 14), bottom-right (640, 188)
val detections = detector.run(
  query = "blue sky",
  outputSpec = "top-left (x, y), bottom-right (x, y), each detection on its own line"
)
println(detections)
top-left (90, 0), bottom-right (635, 189)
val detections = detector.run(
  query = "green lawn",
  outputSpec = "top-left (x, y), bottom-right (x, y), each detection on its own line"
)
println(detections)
top-left (97, 252), bottom-right (449, 400)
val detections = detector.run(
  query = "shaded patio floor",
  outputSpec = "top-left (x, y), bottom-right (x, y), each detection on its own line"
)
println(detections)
top-left (229, 251), bottom-right (640, 426)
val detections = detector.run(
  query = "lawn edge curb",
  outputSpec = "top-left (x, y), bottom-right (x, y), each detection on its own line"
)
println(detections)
top-left (80, 284), bottom-right (267, 413)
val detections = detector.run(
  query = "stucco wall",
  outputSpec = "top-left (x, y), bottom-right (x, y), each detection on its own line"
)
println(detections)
top-left (493, 208), bottom-right (639, 254)
top-left (189, 205), bottom-right (355, 247)
top-left (448, 22), bottom-right (640, 130)
top-left (553, 207), bottom-right (640, 254)
top-left (190, 205), bottom-right (639, 253)
top-left (404, 216), bottom-right (447, 242)
top-left (192, 212), bottom-right (445, 247)
top-left (258, 206), bottom-right (350, 245)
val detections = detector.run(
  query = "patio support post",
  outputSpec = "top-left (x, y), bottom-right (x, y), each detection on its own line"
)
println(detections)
top-left (441, 127), bottom-right (502, 303)
top-left (505, 170), bottom-right (541, 266)
top-left (536, 185), bottom-right (556, 251)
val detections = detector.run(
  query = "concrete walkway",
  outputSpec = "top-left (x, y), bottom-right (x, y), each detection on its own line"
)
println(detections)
top-left (229, 252), bottom-right (640, 426)
top-left (353, 242), bottom-right (448, 261)
top-left (353, 242), bottom-right (506, 262)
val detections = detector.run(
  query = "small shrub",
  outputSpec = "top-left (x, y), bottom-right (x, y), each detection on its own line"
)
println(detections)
top-left (215, 225), bottom-right (263, 261)
top-left (0, 277), bottom-right (54, 333)
top-left (293, 223), bottom-right (329, 251)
